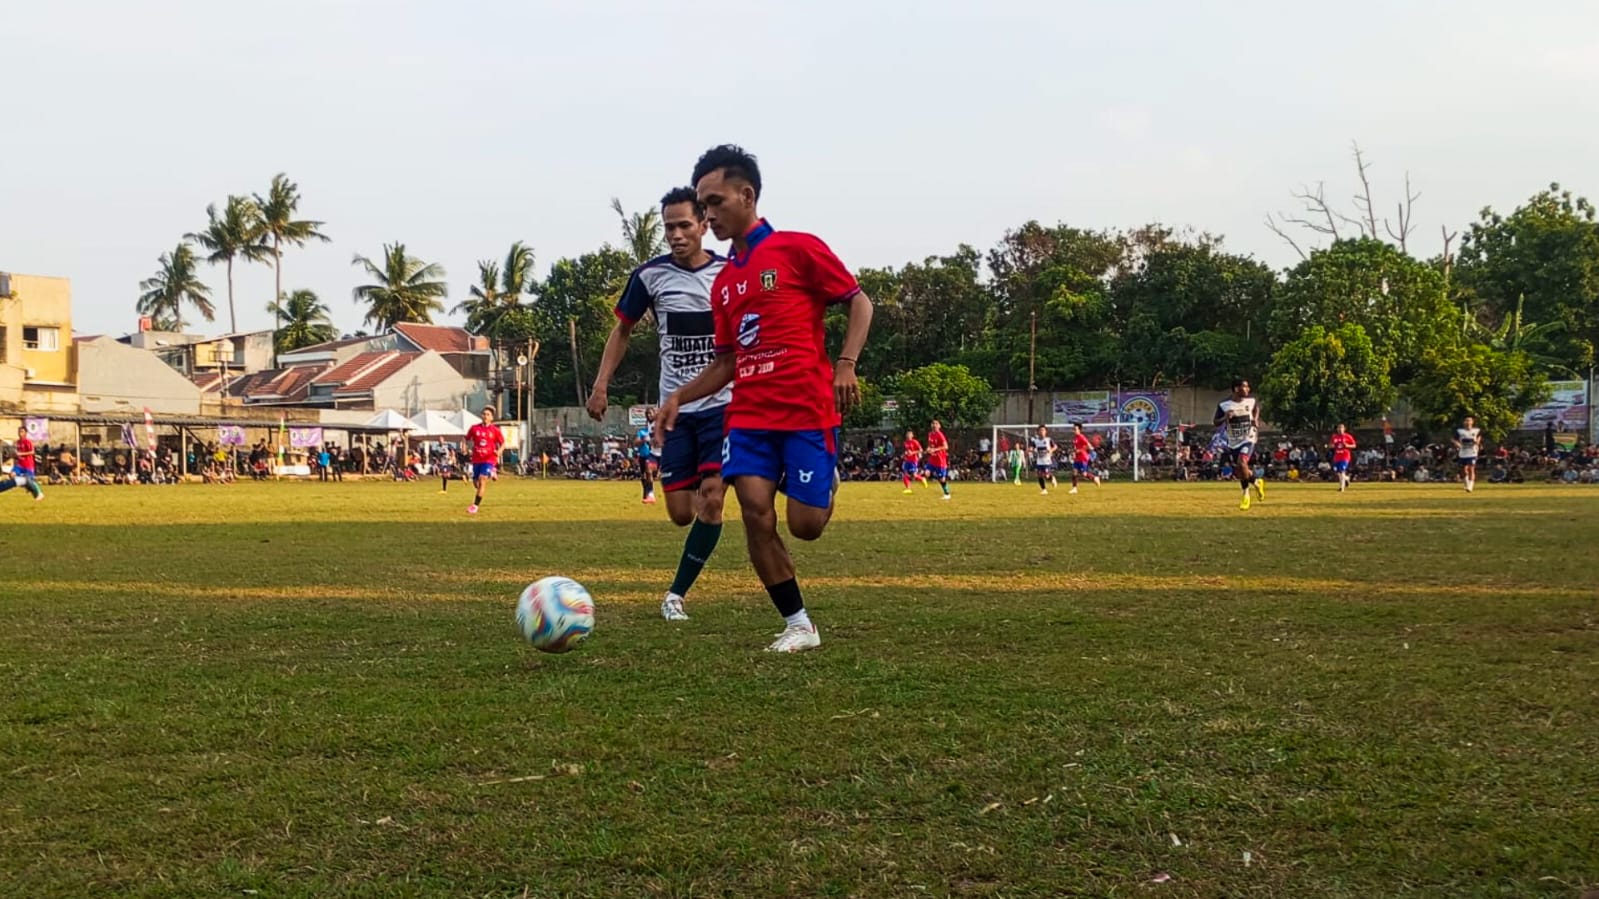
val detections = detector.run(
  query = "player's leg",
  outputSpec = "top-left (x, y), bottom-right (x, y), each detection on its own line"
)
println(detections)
top-left (724, 429), bottom-right (819, 652)
top-left (782, 428), bottom-right (842, 542)
top-left (936, 466), bottom-right (950, 499)
top-left (1037, 464), bottom-right (1049, 494)
top-left (1070, 461), bottom-right (1081, 491)
top-left (640, 455), bottom-right (655, 503)
top-left (661, 413), bottom-right (727, 620)
top-left (901, 461), bottom-right (913, 493)
top-left (1236, 448), bottom-right (1255, 509)
top-left (469, 464), bottom-right (489, 513)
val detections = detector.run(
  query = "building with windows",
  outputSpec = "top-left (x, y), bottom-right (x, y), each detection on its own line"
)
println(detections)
top-left (0, 271), bottom-right (76, 414)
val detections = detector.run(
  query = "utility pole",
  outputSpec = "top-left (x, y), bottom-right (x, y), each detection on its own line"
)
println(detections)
top-left (525, 338), bottom-right (539, 465)
top-left (1028, 310), bottom-right (1038, 425)
top-left (569, 317), bottom-right (586, 406)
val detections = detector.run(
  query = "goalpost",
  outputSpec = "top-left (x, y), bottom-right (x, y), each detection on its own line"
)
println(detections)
top-left (990, 421), bottom-right (1145, 483)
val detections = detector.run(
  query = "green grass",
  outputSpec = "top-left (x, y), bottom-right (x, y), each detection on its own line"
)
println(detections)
top-left (2, 478), bottom-right (1596, 897)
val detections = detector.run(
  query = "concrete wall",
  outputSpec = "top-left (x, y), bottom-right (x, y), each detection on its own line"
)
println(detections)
top-left (76, 337), bottom-right (203, 415)
top-left (0, 272), bottom-right (74, 388)
top-left (371, 351), bottom-right (490, 417)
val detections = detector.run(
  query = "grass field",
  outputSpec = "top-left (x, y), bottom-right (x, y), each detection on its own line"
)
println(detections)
top-left (2, 478), bottom-right (1596, 897)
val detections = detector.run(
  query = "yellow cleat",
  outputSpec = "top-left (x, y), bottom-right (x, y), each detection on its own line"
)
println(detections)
top-left (1240, 492), bottom-right (1252, 511)
top-left (902, 488), bottom-right (913, 494)
top-left (1254, 479), bottom-right (1267, 501)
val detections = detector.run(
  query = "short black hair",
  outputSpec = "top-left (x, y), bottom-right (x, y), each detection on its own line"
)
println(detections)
top-left (659, 186), bottom-right (702, 218)
top-left (691, 144), bottom-right (761, 198)
top-left (1232, 378), bottom-right (1249, 390)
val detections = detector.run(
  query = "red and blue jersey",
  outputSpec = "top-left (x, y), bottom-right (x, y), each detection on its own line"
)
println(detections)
top-left (466, 423), bottom-right (504, 465)
top-left (925, 430), bottom-right (949, 468)
top-left (1330, 432), bottom-right (1356, 463)
top-left (711, 220), bottom-right (861, 431)
top-left (14, 436), bottom-right (35, 474)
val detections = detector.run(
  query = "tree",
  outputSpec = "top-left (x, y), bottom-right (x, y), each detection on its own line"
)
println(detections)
top-left (891, 363), bottom-right (997, 433)
top-left (187, 195), bottom-right (269, 333)
top-left (1259, 323), bottom-right (1394, 434)
top-left (611, 198), bottom-right (665, 265)
top-left (266, 289), bottom-right (337, 353)
top-left (841, 378), bottom-right (887, 431)
top-left (351, 243), bottom-right (448, 330)
top-left (255, 174), bottom-right (330, 354)
top-left (1270, 238), bottom-right (1456, 381)
top-left (1466, 294), bottom-right (1575, 376)
top-left (1406, 343), bottom-right (1552, 441)
top-left (1454, 183), bottom-right (1599, 371)
top-left (455, 241), bottom-right (536, 338)
top-left (1265, 141), bottom-right (1421, 258)
top-left (137, 242), bottom-right (214, 333)
top-left (532, 248), bottom-right (636, 406)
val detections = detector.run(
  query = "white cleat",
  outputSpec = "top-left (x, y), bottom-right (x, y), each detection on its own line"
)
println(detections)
top-left (766, 622), bottom-right (821, 653)
top-left (940, 494), bottom-right (950, 501)
top-left (1068, 486), bottom-right (1079, 495)
top-left (1040, 489), bottom-right (1049, 496)
top-left (661, 593), bottom-right (689, 621)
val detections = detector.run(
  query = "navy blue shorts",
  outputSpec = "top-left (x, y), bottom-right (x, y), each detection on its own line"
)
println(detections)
top-left (902, 461), bottom-right (919, 476)
top-left (471, 462), bottom-right (497, 480)
top-left (660, 407), bottom-right (725, 493)
top-left (925, 465), bottom-right (948, 481)
top-left (1332, 459), bottom-right (1349, 472)
top-left (1072, 460), bottom-right (1090, 474)
top-left (723, 427), bottom-right (838, 508)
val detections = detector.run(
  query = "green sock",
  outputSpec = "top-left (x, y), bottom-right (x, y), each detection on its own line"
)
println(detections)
top-left (669, 519), bottom-right (722, 597)
top-left (941, 481), bottom-right (950, 496)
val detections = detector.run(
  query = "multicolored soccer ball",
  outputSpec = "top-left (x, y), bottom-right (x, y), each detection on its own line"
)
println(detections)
top-left (515, 577), bottom-right (595, 653)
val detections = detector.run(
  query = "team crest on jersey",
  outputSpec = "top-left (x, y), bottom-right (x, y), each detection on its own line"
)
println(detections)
top-left (737, 313), bottom-right (760, 348)
top-left (760, 269), bottom-right (778, 291)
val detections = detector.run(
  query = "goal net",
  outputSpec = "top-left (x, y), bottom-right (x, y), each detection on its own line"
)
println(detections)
top-left (989, 421), bottom-right (1145, 482)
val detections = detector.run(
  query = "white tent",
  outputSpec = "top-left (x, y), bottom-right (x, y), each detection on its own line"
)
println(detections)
top-left (364, 409), bottom-right (418, 431)
top-left (410, 410), bottom-right (467, 437)
top-left (446, 409), bottom-right (481, 431)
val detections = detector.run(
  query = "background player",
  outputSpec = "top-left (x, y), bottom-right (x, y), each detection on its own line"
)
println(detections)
top-left (1214, 379), bottom-right (1264, 510)
top-left (1007, 439), bottom-right (1024, 484)
top-left (635, 409), bottom-right (658, 505)
top-left (1330, 423), bottom-right (1357, 492)
top-left (656, 144), bottom-right (874, 653)
top-left (1030, 425), bottom-right (1056, 495)
top-left (1454, 415), bottom-right (1481, 492)
top-left (589, 186), bottom-right (730, 621)
top-left (1, 426), bottom-right (44, 502)
top-left (1069, 423), bottom-right (1099, 494)
top-left (464, 407), bottom-right (503, 515)
top-left (900, 429), bottom-right (923, 493)
top-left (925, 419), bottom-right (951, 500)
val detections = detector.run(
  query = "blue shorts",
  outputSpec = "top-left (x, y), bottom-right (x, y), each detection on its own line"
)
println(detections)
top-left (722, 427), bottom-right (838, 509)
top-left (1072, 460), bottom-right (1089, 474)
top-left (660, 407), bottom-right (725, 493)
top-left (1332, 460), bottom-right (1349, 473)
top-left (902, 461), bottom-right (919, 476)
top-left (925, 465), bottom-right (948, 481)
top-left (1226, 442), bottom-right (1255, 464)
top-left (471, 462), bottom-right (497, 480)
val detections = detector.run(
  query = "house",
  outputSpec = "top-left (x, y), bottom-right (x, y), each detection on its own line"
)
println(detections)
top-left (0, 271), bottom-right (77, 414)
top-left (227, 365), bottom-right (329, 407)
top-left (76, 336), bottom-right (203, 415)
top-left (391, 323), bottom-right (492, 380)
top-left (303, 349), bottom-right (488, 413)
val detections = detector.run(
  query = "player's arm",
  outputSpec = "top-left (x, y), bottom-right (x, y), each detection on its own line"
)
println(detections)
top-left (833, 291), bottom-right (873, 412)
top-left (1213, 404), bottom-right (1227, 427)
top-left (588, 318), bottom-right (636, 420)
top-left (655, 354), bottom-right (735, 445)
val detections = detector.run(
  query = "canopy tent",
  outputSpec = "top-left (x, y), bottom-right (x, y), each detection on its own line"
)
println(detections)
top-left (410, 410), bottom-right (467, 437)
top-left (445, 409), bottom-right (481, 431)
top-left (363, 409), bottom-right (418, 432)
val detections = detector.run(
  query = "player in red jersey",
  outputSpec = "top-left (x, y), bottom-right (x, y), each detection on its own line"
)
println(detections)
top-left (1069, 423), bottom-right (1099, 494)
top-left (925, 419), bottom-right (951, 500)
top-left (464, 406), bottom-right (505, 515)
top-left (656, 145), bottom-right (874, 653)
top-left (2, 426), bottom-right (44, 501)
top-left (900, 430), bottom-right (923, 493)
top-left (1329, 423), bottom-right (1357, 493)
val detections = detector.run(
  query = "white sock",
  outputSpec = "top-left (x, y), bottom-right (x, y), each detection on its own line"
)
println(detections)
top-left (784, 609), bottom-right (812, 630)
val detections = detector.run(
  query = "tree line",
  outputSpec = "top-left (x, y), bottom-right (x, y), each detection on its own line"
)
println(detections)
top-left (140, 165), bottom-right (1598, 440)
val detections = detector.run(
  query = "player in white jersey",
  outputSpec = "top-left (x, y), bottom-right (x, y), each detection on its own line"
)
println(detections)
top-left (1030, 425), bottom-right (1057, 495)
top-left (589, 187), bottom-right (729, 621)
top-left (1453, 415), bottom-right (1482, 493)
top-left (1213, 378), bottom-right (1266, 510)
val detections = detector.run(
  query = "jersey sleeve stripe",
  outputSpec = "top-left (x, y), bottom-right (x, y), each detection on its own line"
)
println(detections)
top-left (827, 286), bottom-right (862, 305)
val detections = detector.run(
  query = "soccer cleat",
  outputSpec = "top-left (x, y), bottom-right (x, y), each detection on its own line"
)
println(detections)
top-left (940, 493), bottom-right (951, 501)
top-left (1069, 486), bottom-right (1079, 495)
top-left (766, 622), bottom-right (821, 653)
top-left (1240, 492), bottom-right (1252, 511)
top-left (1254, 479), bottom-right (1267, 501)
top-left (1040, 489), bottom-right (1049, 496)
top-left (661, 593), bottom-right (689, 621)
top-left (467, 504), bottom-right (478, 515)
top-left (1093, 475), bottom-right (1102, 486)
top-left (643, 494), bottom-right (656, 505)
top-left (902, 488), bottom-right (913, 494)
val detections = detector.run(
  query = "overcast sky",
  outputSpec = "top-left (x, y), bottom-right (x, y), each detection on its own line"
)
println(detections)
top-left (5, 0), bottom-right (1597, 339)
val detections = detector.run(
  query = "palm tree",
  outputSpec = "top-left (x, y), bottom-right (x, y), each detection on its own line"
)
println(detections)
top-left (266, 289), bottom-right (338, 353)
top-left (453, 241), bottom-right (536, 336)
top-left (187, 195), bottom-right (270, 333)
top-left (351, 243), bottom-right (448, 331)
top-left (254, 174), bottom-right (330, 356)
top-left (1468, 293), bottom-right (1576, 376)
top-left (611, 198), bottom-right (665, 264)
top-left (137, 242), bottom-right (215, 333)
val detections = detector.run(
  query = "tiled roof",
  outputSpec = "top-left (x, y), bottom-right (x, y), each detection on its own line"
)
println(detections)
top-left (313, 350), bottom-right (420, 396)
top-left (192, 372), bottom-right (226, 393)
top-left (233, 365), bottom-right (326, 402)
top-left (280, 334), bottom-right (373, 356)
top-left (393, 322), bottom-right (483, 354)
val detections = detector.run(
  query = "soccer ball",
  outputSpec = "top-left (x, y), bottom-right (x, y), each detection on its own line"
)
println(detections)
top-left (515, 576), bottom-right (595, 654)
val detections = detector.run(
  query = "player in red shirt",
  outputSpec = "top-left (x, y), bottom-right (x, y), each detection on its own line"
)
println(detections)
top-left (925, 419), bottom-right (951, 500)
top-left (1330, 422), bottom-right (1357, 493)
top-left (464, 406), bottom-right (505, 515)
top-left (2, 426), bottom-right (44, 501)
top-left (1069, 423), bottom-right (1099, 494)
top-left (657, 145), bottom-right (874, 653)
top-left (900, 430), bottom-right (924, 493)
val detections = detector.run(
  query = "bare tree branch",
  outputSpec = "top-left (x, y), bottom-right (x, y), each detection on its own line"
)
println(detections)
top-left (1264, 213), bottom-right (1308, 261)
top-left (1383, 172), bottom-right (1420, 254)
top-left (1349, 141), bottom-right (1379, 238)
top-left (1440, 225), bottom-right (1458, 287)
top-left (1285, 182), bottom-right (1342, 238)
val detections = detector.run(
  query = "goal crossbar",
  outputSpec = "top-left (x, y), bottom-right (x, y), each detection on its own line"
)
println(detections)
top-left (989, 421), bottom-right (1144, 482)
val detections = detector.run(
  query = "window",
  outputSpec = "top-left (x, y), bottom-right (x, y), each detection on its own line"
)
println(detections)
top-left (23, 326), bottom-right (59, 351)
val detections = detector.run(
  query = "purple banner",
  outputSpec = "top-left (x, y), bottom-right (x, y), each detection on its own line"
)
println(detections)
top-left (289, 427), bottom-right (324, 449)
top-left (218, 425), bottom-right (247, 447)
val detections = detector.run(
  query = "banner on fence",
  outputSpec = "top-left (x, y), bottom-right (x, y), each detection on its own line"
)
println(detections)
top-left (627, 405), bottom-right (653, 428)
top-left (1052, 390), bottom-right (1170, 434)
top-left (218, 425), bottom-right (247, 446)
top-left (289, 427), bottom-right (324, 449)
top-left (23, 417), bottom-right (48, 442)
top-left (1519, 380), bottom-right (1588, 433)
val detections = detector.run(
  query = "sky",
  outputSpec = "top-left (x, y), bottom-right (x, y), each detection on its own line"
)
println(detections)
top-left (5, 0), bottom-right (1598, 339)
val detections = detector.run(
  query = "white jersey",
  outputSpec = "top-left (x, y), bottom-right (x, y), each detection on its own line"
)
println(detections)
top-left (1216, 397), bottom-right (1259, 449)
top-left (614, 253), bottom-right (730, 414)
top-left (1456, 427), bottom-right (1481, 459)
top-left (1030, 436), bottom-right (1055, 466)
